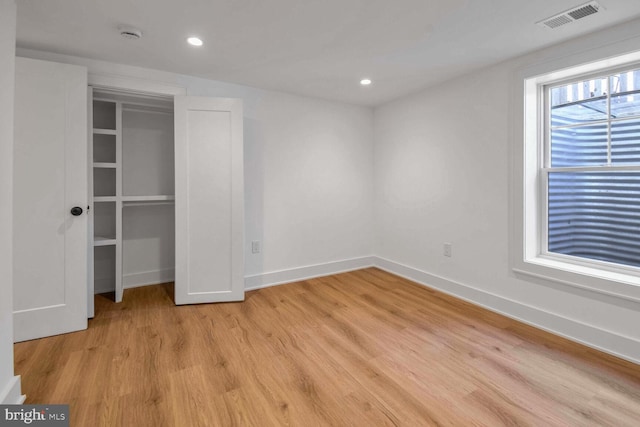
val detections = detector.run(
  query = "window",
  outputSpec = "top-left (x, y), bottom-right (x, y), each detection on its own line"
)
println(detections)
top-left (514, 48), bottom-right (640, 302)
top-left (545, 68), bottom-right (640, 271)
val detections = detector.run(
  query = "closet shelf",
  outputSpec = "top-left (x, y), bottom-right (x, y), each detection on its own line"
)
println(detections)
top-left (93, 162), bottom-right (117, 169)
top-left (122, 195), bottom-right (175, 202)
top-left (94, 236), bottom-right (116, 247)
top-left (122, 195), bottom-right (175, 207)
top-left (94, 196), bottom-right (117, 202)
top-left (93, 128), bottom-right (117, 135)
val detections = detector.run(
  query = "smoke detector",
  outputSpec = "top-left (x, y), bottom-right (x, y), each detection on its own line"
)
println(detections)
top-left (119, 26), bottom-right (142, 40)
top-left (537, 1), bottom-right (603, 29)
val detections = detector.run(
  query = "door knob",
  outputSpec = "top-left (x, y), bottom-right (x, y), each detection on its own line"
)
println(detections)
top-left (70, 206), bottom-right (83, 216)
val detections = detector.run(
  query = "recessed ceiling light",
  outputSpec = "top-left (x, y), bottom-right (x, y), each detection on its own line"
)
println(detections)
top-left (360, 78), bottom-right (372, 86)
top-left (187, 37), bottom-right (203, 46)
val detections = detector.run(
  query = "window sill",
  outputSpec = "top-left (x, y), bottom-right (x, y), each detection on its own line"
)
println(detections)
top-left (513, 256), bottom-right (640, 304)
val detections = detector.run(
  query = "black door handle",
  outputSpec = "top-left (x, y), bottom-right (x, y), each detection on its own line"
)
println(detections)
top-left (70, 206), bottom-right (83, 216)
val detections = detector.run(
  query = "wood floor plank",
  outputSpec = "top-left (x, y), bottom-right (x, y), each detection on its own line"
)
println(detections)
top-left (14, 268), bottom-right (640, 426)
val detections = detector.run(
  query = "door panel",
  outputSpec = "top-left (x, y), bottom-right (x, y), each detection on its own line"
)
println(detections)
top-left (174, 97), bottom-right (244, 304)
top-left (13, 57), bottom-right (88, 342)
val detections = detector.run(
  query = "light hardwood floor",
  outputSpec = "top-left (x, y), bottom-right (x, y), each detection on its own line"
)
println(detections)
top-left (14, 268), bottom-right (640, 426)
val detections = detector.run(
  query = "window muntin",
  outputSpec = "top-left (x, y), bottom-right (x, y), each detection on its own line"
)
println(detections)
top-left (545, 67), bottom-right (640, 270)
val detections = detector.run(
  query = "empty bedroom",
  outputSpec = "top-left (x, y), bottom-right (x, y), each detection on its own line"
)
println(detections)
top-left (1, 0), bottom-right (640, 425)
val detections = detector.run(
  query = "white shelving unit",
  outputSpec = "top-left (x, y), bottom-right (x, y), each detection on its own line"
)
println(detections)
top-left (89, 97), bottom-right (122, 305)
top-left (89, 90), bottom-right (175, 305)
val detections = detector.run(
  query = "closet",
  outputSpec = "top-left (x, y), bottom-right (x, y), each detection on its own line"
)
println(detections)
top-left (14, 55), bottom-right (245, 341)
top-left (89, 90), bottom-right (176, 306)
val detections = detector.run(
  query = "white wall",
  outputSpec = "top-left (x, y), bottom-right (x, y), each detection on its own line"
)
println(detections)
top-left (0, 0), bottom-right (22, 404)
top-left (17, 48), bottom-right (375, 289)
top-left (374, 18), bottom-right (640, 363)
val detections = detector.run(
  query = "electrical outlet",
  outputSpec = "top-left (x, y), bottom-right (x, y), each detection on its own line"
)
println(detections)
top-left (444, 243), bottom-right (452, 257)
top-left (251, 240), bottom-right (261, 254)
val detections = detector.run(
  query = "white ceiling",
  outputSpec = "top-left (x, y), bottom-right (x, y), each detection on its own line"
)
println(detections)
top-left (16, 0), bottom-right (640, 106)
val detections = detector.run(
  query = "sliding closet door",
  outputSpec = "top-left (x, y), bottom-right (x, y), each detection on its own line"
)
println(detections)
top-left (13, 58), bottom-right (88, 341)
top-left (174, 97), bottom-right (244, 304)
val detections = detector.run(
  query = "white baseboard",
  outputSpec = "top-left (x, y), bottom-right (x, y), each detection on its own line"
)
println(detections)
top-left (373, 256), bottom-right (640, 365)
top-left (244, 256), bottom-right (375, 291)
top-left (0, 376), bottom-right (25, 404)
top-left (99, 257), bottom-right (374, 294)
top-left (123, 268), bottom-right (175, 289)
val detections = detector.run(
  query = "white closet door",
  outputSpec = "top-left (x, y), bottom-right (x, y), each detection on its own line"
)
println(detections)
top-left (174, 97), bottom-right (244, 304)
top-left (13, 58), bottom-right (88, 341)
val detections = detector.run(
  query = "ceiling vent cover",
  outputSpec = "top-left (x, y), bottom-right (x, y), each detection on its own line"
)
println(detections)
top-left (538, 1), bottom-right (603, 29)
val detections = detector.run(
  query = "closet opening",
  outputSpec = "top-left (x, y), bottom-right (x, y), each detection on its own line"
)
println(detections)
top-left (90, 89), bottom-right (175, 307)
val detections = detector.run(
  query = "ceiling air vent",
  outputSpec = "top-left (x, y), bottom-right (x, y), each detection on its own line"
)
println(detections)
top-left (537, 1), bottom-right (603, 29)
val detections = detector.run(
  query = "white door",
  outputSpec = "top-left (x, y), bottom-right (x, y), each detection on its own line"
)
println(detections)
top-left (13, 58), bottom-right (88, 342)
top-left (174, 96), bottom-right (244, 304)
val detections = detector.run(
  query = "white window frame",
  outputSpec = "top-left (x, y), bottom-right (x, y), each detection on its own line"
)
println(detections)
top-left (512, 46), bottom-right (640, 304)
top-left (543, 66), bottom-right (640, 268)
